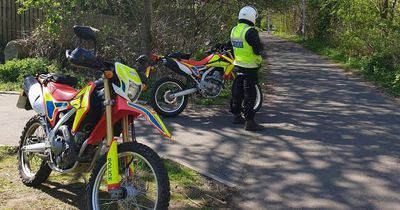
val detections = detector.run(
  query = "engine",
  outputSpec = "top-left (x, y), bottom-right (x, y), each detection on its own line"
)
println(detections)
top-left (51, 133), bottom-right (75, 169)
top-left (50, 125), bottom-right (89, 170)
top-left (199, 70), bottom-right (223, 98)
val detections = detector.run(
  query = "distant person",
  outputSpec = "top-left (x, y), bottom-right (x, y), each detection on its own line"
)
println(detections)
top-left (230, 5), bottom-right (264, 131)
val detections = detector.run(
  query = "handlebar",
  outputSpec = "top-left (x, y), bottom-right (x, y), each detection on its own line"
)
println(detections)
top-left (205, 43), bottom-right (232, 55)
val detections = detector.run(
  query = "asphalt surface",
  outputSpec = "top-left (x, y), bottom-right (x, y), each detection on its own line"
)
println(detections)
top-left (0, 93), bottom-right (35, 145)
top-left (1, 34), bottom-right (399, 209)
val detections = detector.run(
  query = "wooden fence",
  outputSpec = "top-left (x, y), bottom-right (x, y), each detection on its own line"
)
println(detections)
top-left (0, 0), bottom-right (42, 46)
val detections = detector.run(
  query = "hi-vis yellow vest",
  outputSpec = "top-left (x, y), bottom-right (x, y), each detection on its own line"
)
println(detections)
top-left (230, 23), bottom-right (262, 68)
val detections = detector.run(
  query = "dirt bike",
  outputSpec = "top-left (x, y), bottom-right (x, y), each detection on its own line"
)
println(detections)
top-left (144, 43), bottom-right (263, 117)
top-left (16, 26), bottom-right (171, 210)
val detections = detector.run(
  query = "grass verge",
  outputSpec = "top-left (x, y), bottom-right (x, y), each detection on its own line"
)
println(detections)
top-left (0, 146), bottom-right (235, 210)
top-left (0, 82), bottom-right (20, 91)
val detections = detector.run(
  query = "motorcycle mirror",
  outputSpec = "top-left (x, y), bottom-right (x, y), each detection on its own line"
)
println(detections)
top-left (73, 25), bottom-right (99, 56)
top-left (73, 25), bottom-right (98, 41)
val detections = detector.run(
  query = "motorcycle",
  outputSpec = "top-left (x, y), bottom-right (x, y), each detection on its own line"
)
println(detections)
top-left (16, 26), bottom-right (171, 210)
top-left (144, 43), bottom-right (263, 117)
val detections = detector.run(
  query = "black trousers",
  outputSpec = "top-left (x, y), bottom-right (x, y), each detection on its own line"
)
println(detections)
top-left (230, 67), bottom-right (258, 120)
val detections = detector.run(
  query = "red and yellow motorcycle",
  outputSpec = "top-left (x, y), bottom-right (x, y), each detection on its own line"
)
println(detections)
top-left (16, 26), bottom-right (170, 210)
top-left (145, 43), bottom-right (263, 117)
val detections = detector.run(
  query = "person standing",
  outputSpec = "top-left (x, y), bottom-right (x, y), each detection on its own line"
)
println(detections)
top-left (230, 5), bottom-right (264, 131)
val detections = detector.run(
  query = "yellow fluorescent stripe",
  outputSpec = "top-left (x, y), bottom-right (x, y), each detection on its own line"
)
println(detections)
top-left (157, 116), bottom-right (171, 138)
top-left (225, 65), bottom-right (235, 76)
top-left (221, 55), bottom-right (234, 63)
top-left (72, 85), bottom-right (91, 132)
top-left (150, 108), bottom-right (171, 138)
top-left (107, 139), bottom-right (120, 186)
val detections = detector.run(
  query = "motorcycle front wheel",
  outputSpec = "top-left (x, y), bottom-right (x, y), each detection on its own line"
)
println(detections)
top-left (87, 142), bottom-right (170, 210)
top-left (149, 77), bottom-right (188, 117)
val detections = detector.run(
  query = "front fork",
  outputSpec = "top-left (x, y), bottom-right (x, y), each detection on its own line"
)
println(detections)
top-left (103, 75), bottom-right (133, 197)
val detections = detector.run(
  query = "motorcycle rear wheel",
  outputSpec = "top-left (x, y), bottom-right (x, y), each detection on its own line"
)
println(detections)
top-left (18, 115), bottom-right (51, 186)
top-left (149, 77), bottom-right (188, 117)
top-left (231, 80), bottom-right (263, 112)
top-left (254, 84), bottom-right (263, 112)
top-left (87, 142), bottom-right (170, 210)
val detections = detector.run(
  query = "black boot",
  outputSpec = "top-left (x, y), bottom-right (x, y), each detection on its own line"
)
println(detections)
top-left (245, 120), bottom-right (264, 131)
top-left (232, 114), bottom-right (246, 124)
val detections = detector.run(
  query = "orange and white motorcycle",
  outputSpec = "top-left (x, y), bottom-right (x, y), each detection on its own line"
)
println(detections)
top-left (145, 43), bottom-right (263, 117)
top-left (16, 26), bottom-right (170, 210)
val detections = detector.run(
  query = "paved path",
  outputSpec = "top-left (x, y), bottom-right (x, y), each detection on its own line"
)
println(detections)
top-left (1, 34), bottom-right (399, 209)
top-left (139, 35), bottom-right (400, 209)
top-left (0, 94), bottom-right (35, 145)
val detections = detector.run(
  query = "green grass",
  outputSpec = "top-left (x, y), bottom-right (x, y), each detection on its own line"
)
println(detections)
top-left (194, 83), bottom-right (232, 106)
top-left (0, 146), bottom-right (232, 209)
top-left (275, 32), bottom-right (400, 96)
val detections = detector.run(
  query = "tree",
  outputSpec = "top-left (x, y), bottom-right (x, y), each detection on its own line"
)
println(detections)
top-left (142, 0), bottom-right (153, 55)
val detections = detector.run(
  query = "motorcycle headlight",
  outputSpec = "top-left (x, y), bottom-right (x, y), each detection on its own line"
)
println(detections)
top-left (127, 81), bottom-right (141, 102)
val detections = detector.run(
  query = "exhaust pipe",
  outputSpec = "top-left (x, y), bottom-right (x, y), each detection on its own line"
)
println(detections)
top-left (170, 88), bottom-right (197, 98)
top-left (21, 143), bottom-right (46, 153)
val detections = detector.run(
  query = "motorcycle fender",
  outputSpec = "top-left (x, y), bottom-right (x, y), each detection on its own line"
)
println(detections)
top-left (87, 96), bottom-right (171, 145)
top-left (126, 101), bottom-right (171, 138)
top-left (164, 57), bottom-right (192, 77)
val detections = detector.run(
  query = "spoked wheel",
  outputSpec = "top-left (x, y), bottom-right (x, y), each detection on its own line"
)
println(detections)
top-left (18, 115), bottom-right (51, 186)
top-left (87, 142), bottom-right (170, 210)
top-left (149, 77), bottom-right (188, 117)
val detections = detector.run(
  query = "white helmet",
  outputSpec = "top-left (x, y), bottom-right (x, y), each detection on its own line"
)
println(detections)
top-left (238, 6), bottom-right (258, 24)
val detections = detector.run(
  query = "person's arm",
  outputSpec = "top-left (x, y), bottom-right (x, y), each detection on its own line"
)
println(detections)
top-left (225, 40), bottom-right (233, 51)
top-left (245, 28), bottom-right (263, 55)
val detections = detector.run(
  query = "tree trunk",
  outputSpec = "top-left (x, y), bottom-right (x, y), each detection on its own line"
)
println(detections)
top-left (381, 0), bottom-right (389, 19)
top-left (301, 0), bottom-right (306, 39)
top-left (142, 0), bottom-right (153, 55)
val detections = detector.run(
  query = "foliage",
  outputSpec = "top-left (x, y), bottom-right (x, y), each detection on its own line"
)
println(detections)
top-left (271, 0), bottom-right (400, 95)
top-left (0, 58), bottom-right (58, 84)
top-left (16, 0), bottom-right (271, 68)
top-left (17, 0), bottom-right (77, 34)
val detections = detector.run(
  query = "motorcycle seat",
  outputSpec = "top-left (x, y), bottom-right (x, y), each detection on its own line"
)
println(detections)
top-left (168, 52), bottom-right (191, 60)
top-left (39, 73), bottom-right (78, 87)
top-left (181, 54), bottom-right (214, 66)
top-left (47, 82), bottom-right (78, 101)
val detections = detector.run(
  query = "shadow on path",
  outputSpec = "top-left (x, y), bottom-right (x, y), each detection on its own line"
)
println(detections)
top-left (135, 34), bottom-right (400, 210)
top-left (235, 35), bottom-right (400, 209)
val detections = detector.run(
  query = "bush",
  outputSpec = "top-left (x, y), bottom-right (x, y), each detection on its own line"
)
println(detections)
top-left (0, 58), bottom-right (58, 84)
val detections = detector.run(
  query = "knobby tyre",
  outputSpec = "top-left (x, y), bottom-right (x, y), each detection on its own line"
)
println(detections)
top-left (87, 142), bottom-right (170, 210)
top-left (254, 84), bottom-right (263, 112)
top-left (18, 114), bottom-right (52, 186)
top-left (231, 80), bottom-right (263, 112)
top-left (149, 77), bottom-right (188, 117)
